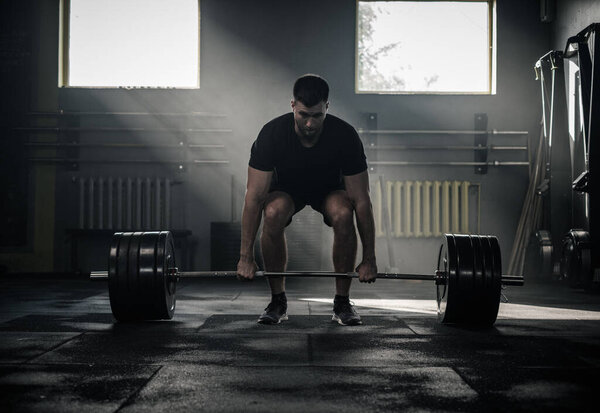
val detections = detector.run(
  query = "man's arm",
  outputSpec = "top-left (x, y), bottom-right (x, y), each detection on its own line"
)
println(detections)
top-left (237, 166), bottom-right (273, 279)
top-left (344, 170), bottom-right (377, 282)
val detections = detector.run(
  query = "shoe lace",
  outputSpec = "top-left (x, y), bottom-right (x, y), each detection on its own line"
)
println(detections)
top-left (265, 298), bottom-right (286, 312)
top-left (335, 299), bottom-right (355, 314)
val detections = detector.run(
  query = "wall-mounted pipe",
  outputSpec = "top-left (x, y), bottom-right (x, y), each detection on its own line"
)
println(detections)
top-left (155, 177), bottom-right (161, 229)
top-left (88, 178), bottom-right (94, 229)
top-left (107, 177), bottom-right (113, 229)
top-left (116, 178), bottom-right (123, 228)
top-left (126, 178), bottom-right (132, 229)
top-left (166, 179), bottom-right (171, 229)
top-left (461, 181), bottom-right (470, 234)
top-left (98, 177), bottom-right (104, 230)
top-left (79, 177), bottom-right (85, 229)
top-left (144, 178), bottom-right (151, 229)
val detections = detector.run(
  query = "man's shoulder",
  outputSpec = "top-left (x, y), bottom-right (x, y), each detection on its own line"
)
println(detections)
top-left (325, 114), bottom-right (358, 134)
top-left (263, 112), bottom-right (293, 130)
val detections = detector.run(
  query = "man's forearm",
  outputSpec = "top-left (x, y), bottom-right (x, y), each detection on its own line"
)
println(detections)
top-left (354, 199), bottom-right (376, 261)
top-left (240, 198), bottom-right (263, 260)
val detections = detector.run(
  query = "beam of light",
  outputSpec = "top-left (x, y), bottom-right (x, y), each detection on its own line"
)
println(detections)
top-left (300, 298), bottom-right (600, 320)
top-left (300, 298), bottom-right (438, 315)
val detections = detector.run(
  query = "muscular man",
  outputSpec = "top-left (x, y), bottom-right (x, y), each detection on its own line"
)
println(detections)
top-left (237, 74), bottom-right (377, 326)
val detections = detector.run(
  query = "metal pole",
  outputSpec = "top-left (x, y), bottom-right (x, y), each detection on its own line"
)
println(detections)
top-left (29, 158), bottom-right (230, 165)
top-left (357, 129), bottom-right (528, 135)
top-left (28, 111), bottom-right (228, 117)
top-left (364, 145), bottom-right (528, 151)
top-left (369, 161), bottom-right (530, 167)
top-left (25, 142), bottom-right (225, 149)
top-left (17, 127), bottom-right (233, 133)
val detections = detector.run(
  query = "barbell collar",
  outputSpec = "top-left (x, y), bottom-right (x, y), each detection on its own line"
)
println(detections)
top-left (499, 275), bottom-right (525, 286)
top-left (90, 271), bottom-right (110, 281)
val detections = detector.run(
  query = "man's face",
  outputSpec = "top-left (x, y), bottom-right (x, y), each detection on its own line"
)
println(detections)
top-left (291, 99), bottom-right (328, 139)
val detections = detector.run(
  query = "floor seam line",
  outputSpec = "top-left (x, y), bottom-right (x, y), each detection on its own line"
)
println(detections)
top-left (116, 365), bottom-right (163, 412)
top-left (23, 332), bottom-right (85, 364)
top-left (402, 318), bottom-right (421, 335)
top-left (451, 366), bottom-right (481, 396)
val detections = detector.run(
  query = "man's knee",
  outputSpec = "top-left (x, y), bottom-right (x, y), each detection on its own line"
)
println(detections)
top-left (263, 197), bottom-right (294, 230)
top-left (329, 204), bottom-right (355, 230)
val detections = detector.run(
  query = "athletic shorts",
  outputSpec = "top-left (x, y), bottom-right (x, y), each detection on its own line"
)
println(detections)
top-left (270, 189), bottom-right (338, 227)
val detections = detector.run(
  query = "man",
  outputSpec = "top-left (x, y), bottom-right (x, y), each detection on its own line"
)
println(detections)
top-left (237, 74), bottom-right (377, 326)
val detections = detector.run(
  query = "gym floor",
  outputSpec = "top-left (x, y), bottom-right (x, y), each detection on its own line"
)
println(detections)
top-left (0, 275), bottom-right (599, 412)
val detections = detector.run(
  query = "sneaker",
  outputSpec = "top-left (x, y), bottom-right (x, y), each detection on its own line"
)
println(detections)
top-left (257, 294), bottom-right (288, 324)
top-left (332, 296), bottom-right (362, 326)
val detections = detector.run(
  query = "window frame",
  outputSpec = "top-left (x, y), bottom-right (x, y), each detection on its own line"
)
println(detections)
top-left (58, 0), bottom-right (201, 89)
top-left (355, 0), bottom-right (496, 95)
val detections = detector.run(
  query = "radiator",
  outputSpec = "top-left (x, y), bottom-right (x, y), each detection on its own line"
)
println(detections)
top-left (373, 180), bottom-right (475, 238)
top-left (77, 176), bottom-right (172, 230)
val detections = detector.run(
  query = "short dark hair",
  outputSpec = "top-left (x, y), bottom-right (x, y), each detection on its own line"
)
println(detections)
top-left (293, 74), bottom-right (329, 107)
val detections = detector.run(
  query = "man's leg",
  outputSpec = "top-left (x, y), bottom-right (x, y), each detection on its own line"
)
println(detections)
top-left (260, 191), bottom-right (295, 293)
top-left (322, 190), bottom-right (358, 294)
top-left (257, 191), bottom-right (296, 325)
top-left (322, 190), bottom-right (362, 325)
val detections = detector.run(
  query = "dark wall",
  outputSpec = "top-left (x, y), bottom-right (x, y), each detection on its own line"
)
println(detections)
top-left (0, 1), bottom-right (32, 249)
top-left (552, 0), bottom-right (600, 50)
top-left (0, 0), bottom-right (59, 272)
top-left (3, 0), bottom-right (559, 273)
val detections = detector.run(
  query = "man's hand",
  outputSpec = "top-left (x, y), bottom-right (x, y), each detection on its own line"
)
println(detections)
top-left (237, 255), bottom-right (257, 281)
top-left (356, 258), bottom-right (377, 283)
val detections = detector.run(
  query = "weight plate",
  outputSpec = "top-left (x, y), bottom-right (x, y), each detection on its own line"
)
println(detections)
top-left (436, 240), bottom-right (447, 321)
top-left (108, 232), bottom-right (125, 320)
top-left (454, 234), bottom-right (475, 323)
top-left (437, 234), bottom-right (458, 323)
top-left (109, 232), bottom-right (136, 321)
top-left (138, 232), bottom-right (162, 320)
top-left (482, 236), bottom-right (502, 326)
top-left (469, 235), bottom-right (485, 324)
top-left (473, 236), bottom-right (494, 326)
top-left (155, 231), bottom-right (176, 320)
top-left (561, 235), bottom-right (577, 287)
top-left (127, 232), bottom-right (144, 317)
top-left (560, 230), bottom-right (592, 289)
top-left (536, 230), bottom-right (553, 278)
top-left (438, 234), bottom-right (501, 327)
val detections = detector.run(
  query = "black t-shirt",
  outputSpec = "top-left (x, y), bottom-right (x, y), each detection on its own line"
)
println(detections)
top-left (249, 112), bottom-right (367, 195)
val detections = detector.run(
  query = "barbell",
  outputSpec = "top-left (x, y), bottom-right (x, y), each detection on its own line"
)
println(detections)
top-left (90, 231), bottom-right (524, 326)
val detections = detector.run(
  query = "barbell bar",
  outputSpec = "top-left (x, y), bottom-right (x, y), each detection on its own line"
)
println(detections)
top-left (90, 231), bottom-right (524, 326)
top-left (90, 269), bottom-right (523, 285)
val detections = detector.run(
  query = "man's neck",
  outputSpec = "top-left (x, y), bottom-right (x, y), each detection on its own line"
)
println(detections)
top-left (294, 124), bottom-right (321, 148)
top-left (298, 135), bottom-right (319, 148)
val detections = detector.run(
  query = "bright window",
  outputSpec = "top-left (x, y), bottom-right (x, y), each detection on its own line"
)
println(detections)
top-left (357, 1), bottom-right (495, 94)
top-left (61, 0), bottom-right (199, 88)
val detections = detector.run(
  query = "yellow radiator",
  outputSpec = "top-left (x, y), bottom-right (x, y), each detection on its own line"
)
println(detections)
top-left (374, 180), bottom-right (475, 238)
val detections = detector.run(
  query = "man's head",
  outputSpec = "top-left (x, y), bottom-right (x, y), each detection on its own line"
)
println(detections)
top-left (293, 74), bottom-right (329, 107)
top-left (291, 74), bottom-right (329, 139)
